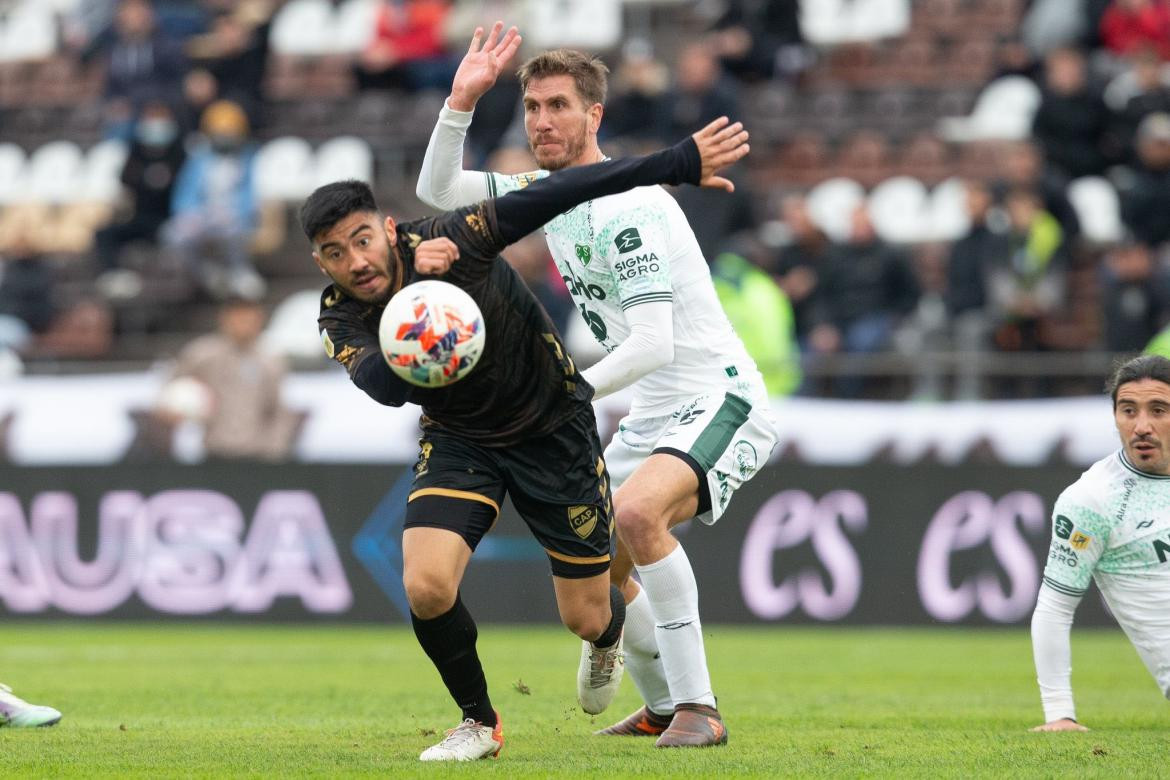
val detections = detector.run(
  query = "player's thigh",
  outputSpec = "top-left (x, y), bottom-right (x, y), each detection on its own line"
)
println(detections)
top-left (503, 408), bottom-right (616, 580)
top-left (650, 392), bottom-right (778, 525)
top-left (402, 432), bottom-right (507, 602)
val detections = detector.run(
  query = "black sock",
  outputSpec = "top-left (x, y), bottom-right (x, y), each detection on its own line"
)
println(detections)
top-left (592, 584), bottom-right (626, 648)
top-left (410, 593), bottom-right (497, 727)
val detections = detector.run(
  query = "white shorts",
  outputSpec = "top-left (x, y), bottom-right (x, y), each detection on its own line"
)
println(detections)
top-left (602, 392), bottom-right (778, 524)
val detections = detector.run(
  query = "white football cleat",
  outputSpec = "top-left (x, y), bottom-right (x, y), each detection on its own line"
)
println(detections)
top-left (577, 633), bottom-right (625, 715)
top-left (0, 683), bottom-right (62, 728)
top-left (419, 712), bottom-right (503, 761)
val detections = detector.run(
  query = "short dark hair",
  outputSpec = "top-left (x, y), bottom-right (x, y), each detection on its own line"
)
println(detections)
top-left (517, 49), bottom-right (609, 107)
top-left (299, 180), bottom-right (379, 243)
top-left (1107, 354), bottom-right (1170, 406)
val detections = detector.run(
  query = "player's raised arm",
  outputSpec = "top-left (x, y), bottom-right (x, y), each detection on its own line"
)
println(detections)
top-left (417, 22), bottom-right (522, 209)
top-left (489, 117), bottom-right (749, 247)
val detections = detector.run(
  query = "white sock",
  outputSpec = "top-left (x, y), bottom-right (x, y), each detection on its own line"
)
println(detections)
top-left (635, 544), bottom-right (716, 709)
top-left (621, 587), bottom-right (673, 716)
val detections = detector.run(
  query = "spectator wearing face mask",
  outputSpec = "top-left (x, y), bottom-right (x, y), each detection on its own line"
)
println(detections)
top-left (93, 98), bottom-right (187, 291)
top-left (163, 99), bottom-right (264, 300)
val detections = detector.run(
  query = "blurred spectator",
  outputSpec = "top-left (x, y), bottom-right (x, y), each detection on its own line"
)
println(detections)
top-left (987, 187), bottom-right (1066, 354)
top-left (711, 251), bottom-right (801, 397)
top-left (771, 194), bottom-right (830, 341)
top-left (1032, 47), bottom-right (1112, 179)
top-left (662, 42), bottom-right (740, 142)
top-left (94, 99), bottom-right (187, 288)
top-left (1099, 0), bottom-right (1170, 61)
top-left (707, 0), bottom-right (810, 83)
top-left (163, 297), bottom-right (300, 461)
top-left (185, 1), bottom-right (275, 122)
top-left (1120, 113), bottom-right (1170, 247)
top-left (164, 100), bottom-right (264, 300)
top-left (500, 232), bottom-right (574, 336)
top-left (1100, 239), bottom-right (1170, 351)
top-left (602, 42), bottom-right (672, 144)
top-left (998, 141), bottom-right (1081, 240)
top-left (355, 0), bottom-right (456, 93)
top-left (83, 0), bottom-right (188, 140)
top-left (945, 180), bottom-right (1001, 326)
top-left (0, 245), bottom-right (54, 352)
top-left (672, 162), bottom-right (758, 261)
top-left (1112, 47), bottom-right (1170, 160)
top-left (807, 206), bottom-right (920, 397)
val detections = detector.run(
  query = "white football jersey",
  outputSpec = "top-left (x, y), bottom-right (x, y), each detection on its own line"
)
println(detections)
top-left (489, 170), bottom-right (765, 415)
top-left (1042, 450), bottom-right (1170, 695)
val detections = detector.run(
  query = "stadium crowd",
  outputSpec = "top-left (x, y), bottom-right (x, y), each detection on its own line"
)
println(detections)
top-left (0, 0), bottom-right (1169, 402)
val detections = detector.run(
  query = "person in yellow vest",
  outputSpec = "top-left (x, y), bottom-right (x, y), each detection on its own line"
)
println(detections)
top-left (711, 251), bottom-right (801, 397)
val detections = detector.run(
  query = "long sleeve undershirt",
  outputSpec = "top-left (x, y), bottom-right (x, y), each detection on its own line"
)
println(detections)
top-left (1031, 583), bottom-right (1082, 722)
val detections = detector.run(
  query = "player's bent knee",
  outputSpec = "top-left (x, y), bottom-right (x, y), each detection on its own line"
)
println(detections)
top-left (614, 499), bottom-right (664, 551)
top-left (403, 572), bottom-right (458, 619)
top-left (561, 609), bottom-right (609, 642)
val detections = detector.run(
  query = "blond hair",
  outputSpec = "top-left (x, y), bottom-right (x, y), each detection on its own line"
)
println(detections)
top-left (517, 49), bottom-right (609, 107)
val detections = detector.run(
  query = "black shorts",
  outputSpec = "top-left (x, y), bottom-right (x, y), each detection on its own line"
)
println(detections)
top-left (404, 407), bottom-right (615, 578)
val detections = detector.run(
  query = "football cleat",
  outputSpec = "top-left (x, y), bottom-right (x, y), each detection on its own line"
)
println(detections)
top-left (655, 703), bottom-right (728, 748)
top-left (594, 705), bottom-right (673, 736)
top-left (576, 634), bottom-right (624, 715)
top-left (0, 684), bottom-right (62, 728)
top-left (419, 711), bottom-right (503, 761)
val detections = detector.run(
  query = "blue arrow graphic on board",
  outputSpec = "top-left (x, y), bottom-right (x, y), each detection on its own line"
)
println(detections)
top-left (352, 471), bottom-right (545, 619)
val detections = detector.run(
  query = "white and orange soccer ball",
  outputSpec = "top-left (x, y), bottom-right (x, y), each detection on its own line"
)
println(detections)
top-left (378, 280), bottom-right (485, 388)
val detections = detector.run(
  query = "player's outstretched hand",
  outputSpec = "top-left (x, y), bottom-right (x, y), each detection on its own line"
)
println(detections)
top-left (1030, 718), bottom-right (1089, 732)
top-left (448, 21), bottom-right (522, 112)
top-left (415, 237), bottom-right (460, 275)
top-left (692, 116), bottom-right (749, 192)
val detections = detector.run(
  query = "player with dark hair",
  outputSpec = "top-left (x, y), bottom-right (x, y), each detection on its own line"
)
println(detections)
top-left (303, 118), bottom-right (748, 761)
top-left (1031, 354), bottom-right (1170, 732)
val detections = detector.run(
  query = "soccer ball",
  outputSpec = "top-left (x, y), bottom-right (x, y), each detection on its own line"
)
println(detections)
top-left (378, 279), bottom-right (486, 388)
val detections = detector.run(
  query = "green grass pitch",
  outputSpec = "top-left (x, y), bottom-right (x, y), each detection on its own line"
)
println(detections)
top-left (2, 623), bottom-right (1167, 777)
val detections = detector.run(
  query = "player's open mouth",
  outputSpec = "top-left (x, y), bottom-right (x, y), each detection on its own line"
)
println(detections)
top-left (1134, 441), bottom-right (1157, 454)
top-left (353, 275), bottom-right (380, 291)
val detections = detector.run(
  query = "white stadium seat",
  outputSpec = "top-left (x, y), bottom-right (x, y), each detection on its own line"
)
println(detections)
top-left (0, 144), bottom-right (28, 205)
top-left (270, 0), bottom-right (333, 56)
top-left (261, 289), bottom-right (332, 360)
top-left (938, 76), bottom-right (1042, 142)
top-left (313, 136), bottom-right (373, 188)
top-left (81, 139), bottom-right (129, 203)
top-left (529, 0), bottom-right (622, 50)
top-left (0, 2), bottom-right (58, 63)
top-left (26, 141), bottom-right (84, 203)
top-left (806, 177), bottom-right (866, 243)
top-left (926, 177), bottom-right (971, 242)
top-left (801, 0), bottom-right (910, 44)
top-left (1068, 176), bottom-right (1123, 245)
top-left (255, 136), bottom-right (316, 201)
top-left (868, 176), bottom-right (929, 244)
top-left (332, 0), bottom-right (380, 54)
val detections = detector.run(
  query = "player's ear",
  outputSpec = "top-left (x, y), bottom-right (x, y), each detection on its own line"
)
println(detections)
top-left (588, 103), bottom-right (603, 135)
top-left (383, 215), bottom-right (397, 244)
top-left (311, 250), bottom-right (328, 277)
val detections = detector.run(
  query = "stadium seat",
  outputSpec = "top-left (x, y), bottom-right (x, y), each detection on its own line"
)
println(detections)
top-left (332, 0), bottom-right (379, 54)
top-left (1067, 176), bottom-right (1123, 245)
top-left (801, 0), bottom-right (910, 44)
top-left (0, 144), bottom-right (27, 205)
top-left (867, 176), bottom-right (928, 244)
top-left (255, 136), bottom-right (315, 202)
top-left (528, 0), bottom-right (622, 50)
top-left (937, 76), bottom-right (1041, 142)
top-left (925, 177), bottom-right (970, 242)
top-left (261, 289), bottom-right (331, 361)
top-left (81, 139), bottom-right (129, 203)
top-left (0, 3), bottom-right (58, 63)
top-left (269, 0), bottom-right (333, 56)
top-left (313, 136), bottom-right (373, 188)
top-left (806, 177), bottom-right (866, 242)
top-left (25, 140), bottom-right (84, 203)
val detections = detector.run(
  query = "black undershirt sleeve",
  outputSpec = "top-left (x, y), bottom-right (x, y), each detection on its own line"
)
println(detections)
top-left (491, 138), bottom-right (703, 246)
